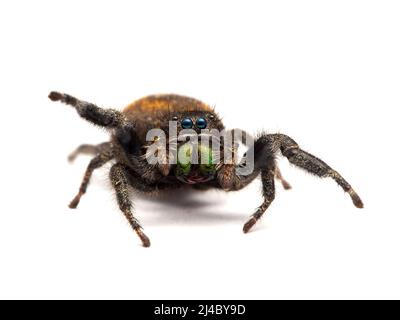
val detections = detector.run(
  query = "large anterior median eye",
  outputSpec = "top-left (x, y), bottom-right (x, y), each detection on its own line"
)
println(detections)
top-left (196, 117), bottom-right (207, 129)
top-left (181, 118), bottom-right (193, 129)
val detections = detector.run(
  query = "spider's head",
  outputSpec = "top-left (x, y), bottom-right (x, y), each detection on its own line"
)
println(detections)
top-left (175, 141), bottom-right (217, 184)
top-left (169, 110), bottom-right (222, 183)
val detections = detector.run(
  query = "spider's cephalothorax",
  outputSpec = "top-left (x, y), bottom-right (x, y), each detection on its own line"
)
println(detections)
top-left (49, 91), bottom-right (364, 247)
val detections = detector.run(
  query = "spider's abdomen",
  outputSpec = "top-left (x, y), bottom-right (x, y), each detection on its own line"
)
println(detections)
top-left (123, 94), bottom-right (212, 119)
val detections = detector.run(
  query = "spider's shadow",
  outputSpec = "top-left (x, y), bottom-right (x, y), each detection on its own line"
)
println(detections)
top-left (135, 189), bottom-right (248, 226)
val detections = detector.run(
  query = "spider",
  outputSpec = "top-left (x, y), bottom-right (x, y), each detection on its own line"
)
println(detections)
top-left (49, 91), bottom-right (363, 247)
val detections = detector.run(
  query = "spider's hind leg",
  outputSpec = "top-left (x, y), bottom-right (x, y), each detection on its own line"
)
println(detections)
top-left (68, 142), bottom-right (112, 162)
top-left (69, 146), bottom-right (114, 209)
top-left (275, 166), bottom-right (291, 190)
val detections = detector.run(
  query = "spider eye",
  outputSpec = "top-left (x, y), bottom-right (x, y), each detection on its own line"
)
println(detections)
top-left (196, 117), bottom-right (207, 129)
top-left (181, 118), bottom-right (193, 129)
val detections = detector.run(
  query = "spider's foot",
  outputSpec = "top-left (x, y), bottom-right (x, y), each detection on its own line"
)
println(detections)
top-left (68, 192), bottom-right (83, 209)
top-left (281, 179), bottom-right (292, 190)
top-left (348, 188), bottom-right (364, 208)
top-left (243, 217), bottom-right (258, 234)
top-left (48, 91), bottom-right (63, 101)
top-left (135, 228), bottom-right (151, 248)
top-left (68, 153), bottom-right (77, 163)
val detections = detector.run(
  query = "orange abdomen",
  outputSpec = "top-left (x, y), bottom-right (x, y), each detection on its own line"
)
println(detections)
top-left (123, 94), bottom-right (212, 116)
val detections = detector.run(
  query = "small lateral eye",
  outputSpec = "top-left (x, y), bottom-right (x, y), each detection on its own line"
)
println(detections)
top-left (208, 114), bottom-right (215, 120)
top-left (172, 116), bottom-right (178, 121)
top-left (196, 117), bottom-right (207, 129)
top-left (181, 118), bottom-right (193, 129)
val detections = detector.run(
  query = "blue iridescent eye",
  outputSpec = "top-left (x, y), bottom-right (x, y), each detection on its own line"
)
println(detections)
top-left (196, 117), bottom-right (207, 129)
top-left (181, 118), bottom-right (193, 129)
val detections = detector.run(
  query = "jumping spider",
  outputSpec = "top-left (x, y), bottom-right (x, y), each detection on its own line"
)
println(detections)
top-left (49, 91), bottom-right (363, 248)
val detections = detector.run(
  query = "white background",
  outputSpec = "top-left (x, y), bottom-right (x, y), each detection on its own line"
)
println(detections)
top-left (0, 0), bottom-right (399, 300)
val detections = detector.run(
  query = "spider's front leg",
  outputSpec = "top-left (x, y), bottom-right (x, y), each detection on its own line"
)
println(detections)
top-left (246, 133), bottom-right (364, 232)
top-left (218, 132), bottom-right (363, 234)
top-left (217, 162), bottom-right (276, 233)
top-left (243, 169), bottom-right (276, 233)
top-left (266, 133), bottom-right (364, 208)
top-left (109, 163), bottom-right (151, 248)
top-left (48, 91), bottom-right (127, 128)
